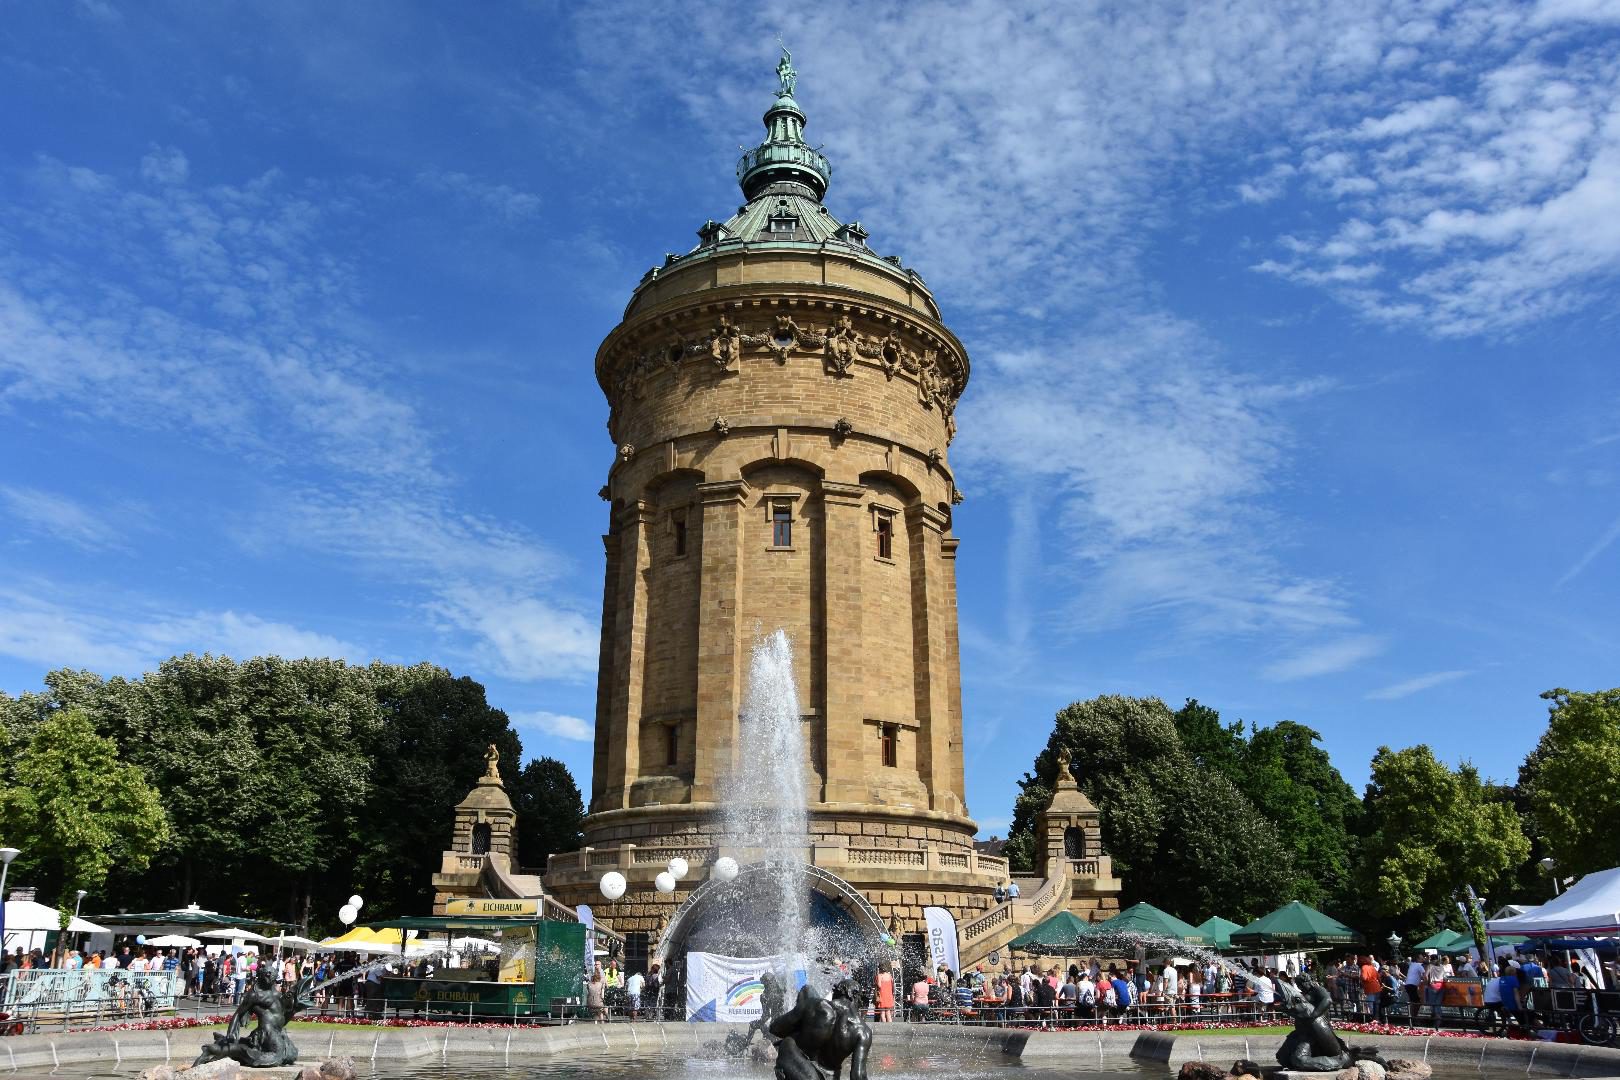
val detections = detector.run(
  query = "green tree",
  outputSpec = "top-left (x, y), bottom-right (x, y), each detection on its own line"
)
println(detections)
top-left (1520, 688), bottom-right (1620, 878)
top-left (512, 756), bottom-right (585, 869)
top-left (354, 663), bottom-right (523, 914)
top-left (0, 709), bottom-right (170, 901)
top-left (1355, 744), bottom-right (1529, 928)
top-left (1004, 695), bottom-right (1296, 922)
top-left (1173, 698), bottom-right (1248, 783)
top-left (1243, 721), bottom-right (1360, 909)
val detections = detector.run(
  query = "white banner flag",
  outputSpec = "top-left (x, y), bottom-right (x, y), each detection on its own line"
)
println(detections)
top-left (923, 906), bottom-right (960, 976)
top-left (685, 952), bottom-right (809, 1022)
top-left (576, 905), bottom-right (595, 979)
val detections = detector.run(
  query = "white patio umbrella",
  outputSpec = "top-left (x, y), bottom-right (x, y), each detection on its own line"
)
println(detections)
top-left (198, 928), bottom-right (272, 944)
top-left (449, 935), bottom-right (499, 953)
top-left (147, 933), bottom-right (202, 947)
top-left (271, 934), bottom-right (322, 951)
top-left (2, 899), bottom-right (108, 935)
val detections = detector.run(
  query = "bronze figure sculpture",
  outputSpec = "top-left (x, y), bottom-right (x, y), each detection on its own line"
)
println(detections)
top-left (195, 968), bottom-right (315, 1068)
top-left (1275, 973), bottom-right (1384, 1072)
top-left (768, 979), bottom-right (871, 1080)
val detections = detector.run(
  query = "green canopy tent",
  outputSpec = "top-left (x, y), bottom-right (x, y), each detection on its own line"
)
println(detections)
top-left (1195, 916), bottom-right (1245, 951)
top-left (1412, 928), bottom-right (1472, 954)
top-left (1094, 902), bottom-right (1211, 946)
top-left (1006, 910), bottom-right (1098, 955)
top-left (87, 908), bottom-right (289, 931)
top-left (1229, 901), bottom-right (1362, 952)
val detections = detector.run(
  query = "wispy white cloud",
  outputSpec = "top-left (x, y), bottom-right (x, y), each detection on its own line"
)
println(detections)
top-left (956, 311), bottom-right (1344, 648)
top-left (1249, 27), bottom-right (1620, 335)
top-left (1556, 512), bottom-right (1620, 587)
top-left (417, 171), bottom-right (542, 220)
top-left (1262, 635), bottom-right (1387, 681)
top-left (1, 486), bottom-right (122, 550)
top-left (0, 148), bottom-right (588, 685)
top-left (1366, 669), bottom-right (1472, 700)
top-left (0, 586), bottom-right (369, 676)
top-left (512, 709), bottom-right (593, 742)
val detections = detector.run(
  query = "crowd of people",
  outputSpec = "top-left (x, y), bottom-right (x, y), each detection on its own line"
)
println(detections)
top-left (880, 956), bottom-right (1287, 1026)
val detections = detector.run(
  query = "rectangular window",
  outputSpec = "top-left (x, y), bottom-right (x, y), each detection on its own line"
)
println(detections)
top-left (880, 724), bottom-right (897, 768)
top-left (876, 515), bottom-right (893, 559)
top-left (772, 503), bottom-right (793, 547)
top-left (673, 516), bottom-right (688, 557)
top-left (666, 723), bottom-right (679, 766)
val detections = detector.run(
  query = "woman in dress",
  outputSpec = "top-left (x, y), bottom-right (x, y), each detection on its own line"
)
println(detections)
top-left (874, 960), bottom-right (895, 1022)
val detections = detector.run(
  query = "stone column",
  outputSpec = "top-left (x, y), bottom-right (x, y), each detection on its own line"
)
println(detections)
top-left (942, 533), bottom-right (967, 810)
top-left (603, 499), bottom-right (653, 810)
top-left (820, 480), bottom-right (867, 804)
top-left (908, 504), bottom-right (962, 816)
top-left (591, 531), bottom-right (618, 813)
top-left (692, 479), bottom-right (748, 803)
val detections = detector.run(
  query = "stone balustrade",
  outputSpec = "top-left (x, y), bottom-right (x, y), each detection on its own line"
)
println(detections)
top-left (546, 840), bottom-right (1008, 883)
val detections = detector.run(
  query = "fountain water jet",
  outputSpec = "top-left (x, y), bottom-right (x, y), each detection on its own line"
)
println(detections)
top-left (720, 628), bottom-right (812, 958)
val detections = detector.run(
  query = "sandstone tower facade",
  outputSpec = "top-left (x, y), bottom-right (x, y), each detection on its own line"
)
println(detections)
top-left (540, 54), bottom-right (1115, 961)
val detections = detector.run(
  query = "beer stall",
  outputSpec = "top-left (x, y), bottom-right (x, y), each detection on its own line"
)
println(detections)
top-left (368, 899), bottom-right (587, 1022)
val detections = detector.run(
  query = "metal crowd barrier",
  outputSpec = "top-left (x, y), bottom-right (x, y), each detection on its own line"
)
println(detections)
top-left (0, 968), bottom-right (185, 1028)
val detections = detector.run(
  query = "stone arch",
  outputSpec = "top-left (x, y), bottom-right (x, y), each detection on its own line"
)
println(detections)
top-left (656, 861), bottom-right (893, 970)
top-left (857, 469), bottom-right (922, 503)
top-left (1063, 825), bottom-right (1086, 859)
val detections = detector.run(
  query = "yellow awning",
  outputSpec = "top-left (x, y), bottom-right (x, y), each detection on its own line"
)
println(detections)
top-left (317, 926), bottom-right (417, 950)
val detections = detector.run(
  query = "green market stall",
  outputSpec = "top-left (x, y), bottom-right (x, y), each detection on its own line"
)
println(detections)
top-left (1229, 901), bottom-right (1363, 952)
top-left (367, 915), bottom-right (586, 1021)
top-left (1094, 903), bottom-right (1211, 946)
top-left (1195, 916), bottom-right (1244, 952)
top-left (1007, 910), bottom-right (1098, 956)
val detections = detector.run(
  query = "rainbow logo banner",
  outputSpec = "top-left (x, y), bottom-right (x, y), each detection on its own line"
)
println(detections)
top-left (725, 977), bottom-right (765, 1007)
top-left (685, 952), bottom-right (808, 1022)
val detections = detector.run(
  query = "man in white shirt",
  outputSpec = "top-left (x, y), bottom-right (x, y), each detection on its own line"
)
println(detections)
top-left (1255, 970), bottom-right (1276, 1010)
top-left (103, 953), bottom-right (120, 971)
top-left (1077, 971), bottom-right (1096, 1019)
top-left (626, 968), bottom-right (645, 1018)
top-left (1162, 961), bottom-right (1180, 999)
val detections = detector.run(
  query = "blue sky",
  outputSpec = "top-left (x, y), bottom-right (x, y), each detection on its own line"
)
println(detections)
top-left (3, 1), bottom-right (1618, 838)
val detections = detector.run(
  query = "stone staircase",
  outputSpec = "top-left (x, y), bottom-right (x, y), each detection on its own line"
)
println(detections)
top-left (957, 862), bottom-right (1072, 968)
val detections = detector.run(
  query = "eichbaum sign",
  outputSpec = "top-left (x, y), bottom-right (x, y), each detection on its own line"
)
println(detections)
top-left (444, 898), bottom-right (541, 916)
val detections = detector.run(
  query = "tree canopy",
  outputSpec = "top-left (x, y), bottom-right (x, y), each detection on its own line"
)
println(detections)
top-left (1004, 695), bottom-right (1296, 923)
top-left (0, 655), bottom-right (583, 930)
top-left (1521, 688), bottom-right (1620, 878)
top-left (1355, 744), bottom-right (1528, 927)
top-left (0, 708), bottom-right (170, 899)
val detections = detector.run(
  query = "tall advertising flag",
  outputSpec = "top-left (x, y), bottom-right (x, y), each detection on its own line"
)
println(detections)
top-left (923, 906), bottom-right (960, 976)
top-left (576, 904), bottom-right (596, 978)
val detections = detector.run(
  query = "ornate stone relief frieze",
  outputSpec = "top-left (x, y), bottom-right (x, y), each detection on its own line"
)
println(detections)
top-left (605, 305), bottom-right (968, 439)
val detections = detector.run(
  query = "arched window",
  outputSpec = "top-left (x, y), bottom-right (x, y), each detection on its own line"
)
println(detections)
top-left (1063, 825), bottom-right (1086, 859)
top-left (471, 823), bottom-right (492, 856)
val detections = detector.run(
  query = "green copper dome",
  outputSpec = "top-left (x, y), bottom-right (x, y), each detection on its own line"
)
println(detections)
top-left (736, 47), bottom-right (830, 202)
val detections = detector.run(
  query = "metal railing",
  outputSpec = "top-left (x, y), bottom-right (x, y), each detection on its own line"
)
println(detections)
top-left (0, 968), bottom-right (184, 1026)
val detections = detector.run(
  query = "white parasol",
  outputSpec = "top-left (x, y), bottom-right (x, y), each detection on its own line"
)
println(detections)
top-left (2, 899), bottom-right (108, 935)
top-left (198, 928), bottom-right (272, 944)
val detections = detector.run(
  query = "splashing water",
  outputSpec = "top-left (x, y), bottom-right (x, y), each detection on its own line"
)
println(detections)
top-left (720, 629), bottom-right (811, 958)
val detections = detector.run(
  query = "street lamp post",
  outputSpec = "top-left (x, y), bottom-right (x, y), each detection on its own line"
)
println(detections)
top-left (71, 889), bottom-right (88, 963)
top-left (0, 848), bottom-right (20, 967)
top-left (1387, 931), bottom-right (1402, 963)
top-left (1542, 857), bottom-right (1562, 896)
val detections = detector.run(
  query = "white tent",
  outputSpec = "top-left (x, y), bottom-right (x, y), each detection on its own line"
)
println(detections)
top-left (199, 928), bottom-right (272, 944)
top-left (1488, 867), bottom-right (1620, 937)
top-left (2, 899), bottom-right (109, 935)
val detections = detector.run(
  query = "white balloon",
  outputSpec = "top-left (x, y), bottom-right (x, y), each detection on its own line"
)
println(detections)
top-left (655, 871), bottom-right (676, 894)
top-left (667, 857), bottom-right (689, 881)
top-left (348, 894), bottom-right (364, 910)
top-left (338, 904), bottom-right (357, 925)
top-left (713, 856), bottom-right (739, 882)
top-left (599, 871), bottom-right (627, 900)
